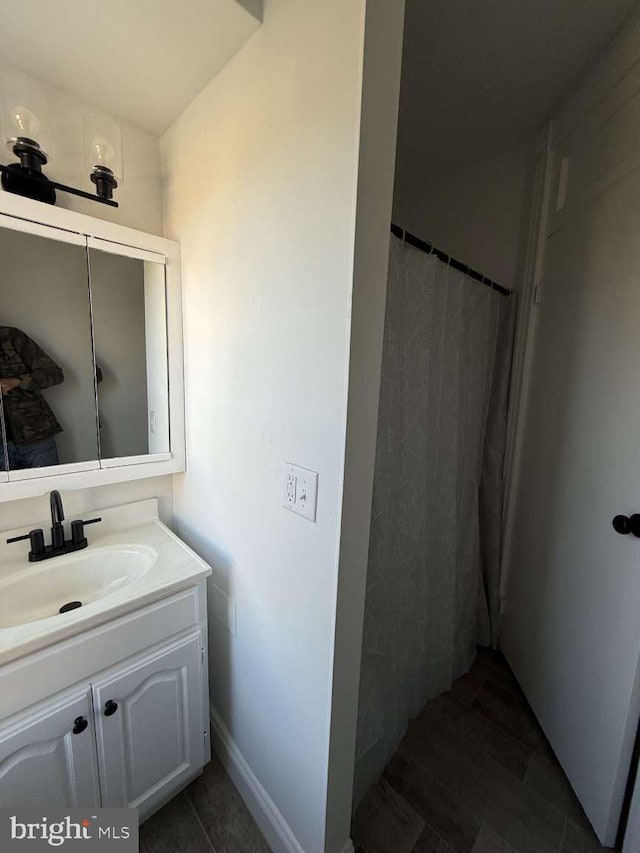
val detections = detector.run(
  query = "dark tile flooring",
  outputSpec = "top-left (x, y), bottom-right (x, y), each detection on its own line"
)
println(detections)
top-left (353, 647), bottom-right (617, 853)
top-left (140, 754), bottom-right (270, 853)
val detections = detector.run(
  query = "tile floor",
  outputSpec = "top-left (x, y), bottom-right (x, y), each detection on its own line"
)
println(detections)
top-left (140, 754), bottom-right (270, 853)
top-left (353, 647), bottom-right (617, 853)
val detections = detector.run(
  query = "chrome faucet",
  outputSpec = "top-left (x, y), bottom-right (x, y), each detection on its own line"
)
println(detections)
top-left (6, 490), bottom-right (102, 562)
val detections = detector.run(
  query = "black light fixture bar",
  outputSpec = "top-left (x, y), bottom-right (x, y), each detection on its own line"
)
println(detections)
top-left (0, 163), bottom-right (119, 208)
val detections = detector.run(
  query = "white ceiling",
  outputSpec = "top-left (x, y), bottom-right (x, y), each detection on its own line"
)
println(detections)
top-left (396, 0), bottom-right (639, 185)
top-left (0, 0), bottom-right (262, 136)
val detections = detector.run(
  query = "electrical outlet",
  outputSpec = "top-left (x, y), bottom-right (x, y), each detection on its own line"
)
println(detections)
top-left (282, 462), bottom-right (318, 522)
top-left (285, 471), bottom-right (297, 507)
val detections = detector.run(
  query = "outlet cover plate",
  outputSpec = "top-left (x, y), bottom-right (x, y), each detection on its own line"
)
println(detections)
top-left (282, 462), bottom-right (318, 522)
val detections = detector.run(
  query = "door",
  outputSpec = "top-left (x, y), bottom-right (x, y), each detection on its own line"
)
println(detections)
top-left (501, 70), bottom-right (640, 844)
top-left (0, 687), bottom-right (100, 808)
top-left (92, 631), bottom-right (204, 817)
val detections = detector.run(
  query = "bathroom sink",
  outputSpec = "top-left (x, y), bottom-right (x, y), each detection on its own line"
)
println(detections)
top-left (0, 544), bottom-right (156, 629)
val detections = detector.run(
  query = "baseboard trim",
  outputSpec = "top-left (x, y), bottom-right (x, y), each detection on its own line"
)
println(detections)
top-left (209, 703), bottom-right (355, 853)
top-left (209, 703), bottom-right (305, 853)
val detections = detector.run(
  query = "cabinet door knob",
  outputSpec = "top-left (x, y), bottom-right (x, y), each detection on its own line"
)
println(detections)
top-left (613, 514), bottom-right (640, 537)
top-left (104, 699), bottom-right (118, 716)
top-left (613, 515), bottom-right (631, 534)
top-left (73, 716), bottom-right (88, 734)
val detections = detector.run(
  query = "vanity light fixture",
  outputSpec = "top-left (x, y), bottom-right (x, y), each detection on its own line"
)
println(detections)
top-left (84, 115), bottom-right (122, 205)
top-left (1, 103), bottom-right (56, 205)
top-left (0, 103), bottom-right (119, 208)
top-left (88, 135), bottom-right (118, 201)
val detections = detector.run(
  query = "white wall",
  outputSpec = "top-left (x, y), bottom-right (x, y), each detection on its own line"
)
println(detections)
top-left (0, 476), bottom-right (174, 531)
top-left (393, 144), bottom-right (531, 288)
top-left (0, 8), bottom-right (405, 848)
top-left (325, 0), bottom-right (405, 848)
top-left (161, 0), bottom-right (379, 849)
top-left (0, 61), bottom-right (174, 530)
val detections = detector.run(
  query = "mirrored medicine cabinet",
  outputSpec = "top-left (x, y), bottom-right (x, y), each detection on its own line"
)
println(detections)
top-left (0, 195), bottom-right (184, 501)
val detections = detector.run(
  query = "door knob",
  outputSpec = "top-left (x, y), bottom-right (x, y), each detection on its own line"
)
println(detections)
top-left (72, 716), bottom-right (88, 734)
top-left (104, 699), bottom-right (118, 716)
top-left (612, 514), bottom-right (640, 537)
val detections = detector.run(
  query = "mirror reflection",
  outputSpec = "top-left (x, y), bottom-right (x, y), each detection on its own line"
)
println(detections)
top-left (0, 226), bottom-right (98, 471)
top-left (89, 247), bottom-right (169, 460)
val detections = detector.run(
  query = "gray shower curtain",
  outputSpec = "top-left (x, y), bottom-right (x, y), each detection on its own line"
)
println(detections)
top-left (354, 235), bottom-right (516, 806)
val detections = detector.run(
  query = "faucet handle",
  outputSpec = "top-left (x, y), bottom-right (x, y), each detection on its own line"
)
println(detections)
top-left (71, 517), bottom-right (102, 546)
top-left (7, 529), bottom-right (45, 558)
top-left (7, 532), bottom-right (31, 544)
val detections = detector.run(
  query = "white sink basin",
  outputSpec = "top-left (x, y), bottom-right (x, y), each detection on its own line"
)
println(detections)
top-left (0, 545), bottom-right (156, 629)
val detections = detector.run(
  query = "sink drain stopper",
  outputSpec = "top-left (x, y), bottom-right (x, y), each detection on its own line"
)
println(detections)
top-left (59, 601), bottom-right (82, 614)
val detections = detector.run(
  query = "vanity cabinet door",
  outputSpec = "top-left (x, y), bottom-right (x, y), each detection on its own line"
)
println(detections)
top-left (92, 631), bottom-right (204, 815)
top-left (0, 688), bottom-right (100, 808)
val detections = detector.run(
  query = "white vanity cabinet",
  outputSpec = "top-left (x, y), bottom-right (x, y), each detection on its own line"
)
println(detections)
top-left (0, 576), bottom-right (211, 820)
top-left (0, 687), bottom-right (100, 809)
top-left (92, 630), bottom-right (203, 813)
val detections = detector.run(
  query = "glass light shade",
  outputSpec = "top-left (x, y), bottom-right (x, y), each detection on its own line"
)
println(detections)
top-left (90, 136), bottom-right (116, 169)
top-left (0, 71), bottom-right (52, 158)
top-left (8, 104), bottom-right (41, 140)
top-left (84, 114), bottom-right (123, 183)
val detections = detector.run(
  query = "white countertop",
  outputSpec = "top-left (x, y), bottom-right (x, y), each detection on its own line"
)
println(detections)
top-left (0, 498), bottom-right (211, 666)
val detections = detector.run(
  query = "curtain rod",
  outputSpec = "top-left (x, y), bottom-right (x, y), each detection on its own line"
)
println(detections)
top-left (390, 223), bottom-right (514, 297)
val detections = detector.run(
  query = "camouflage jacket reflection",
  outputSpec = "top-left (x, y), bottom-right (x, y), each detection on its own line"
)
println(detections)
top-left (0, 326), bottom-right (64, 444)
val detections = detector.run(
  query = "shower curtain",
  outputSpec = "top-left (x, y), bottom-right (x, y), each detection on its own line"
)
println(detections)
top-left (354, 234), bottom-right (516, 805)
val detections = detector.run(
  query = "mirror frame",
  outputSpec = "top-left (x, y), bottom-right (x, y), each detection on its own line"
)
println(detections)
top-left (0, 192), bottom-right (185, 502)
